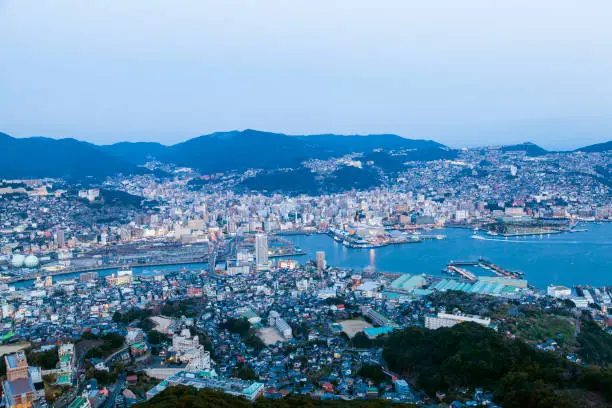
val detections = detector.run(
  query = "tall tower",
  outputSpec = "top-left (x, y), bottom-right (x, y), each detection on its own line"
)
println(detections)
top-left (255, 233), bottom-right (269, 270)
top-left (54, 228), bottom-right (65, 248)
top-left (316, 251), bottom-right (327, 270)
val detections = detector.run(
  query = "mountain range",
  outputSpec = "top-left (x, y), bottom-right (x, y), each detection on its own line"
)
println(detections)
top-left (0, 130), bottom-right (609, 180)
top-left (0, 130), bottom-right (449, 179)
top-left (99, 130), bottom-right (447, 173)
top-left (575, 140), bottom-right (612, 153)
top-left (0, 132), bottom-right (142, 180)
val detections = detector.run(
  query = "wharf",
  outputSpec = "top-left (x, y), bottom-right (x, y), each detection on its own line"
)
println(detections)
top-left (446, 257), bottom-right (524, 280)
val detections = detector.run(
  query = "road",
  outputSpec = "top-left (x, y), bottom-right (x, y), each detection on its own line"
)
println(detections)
top-left (104, 345), bottom-right (129, 365)
top-left (102, 373), bottom-right (126, 408)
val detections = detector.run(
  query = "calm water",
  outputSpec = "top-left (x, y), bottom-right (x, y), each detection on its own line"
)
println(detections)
top-left (11, 262), bottom-right (208, 289)
top-left (12, 223), bottom-right (611, 290)
top-left (284, 223), bottom-right (612, 289)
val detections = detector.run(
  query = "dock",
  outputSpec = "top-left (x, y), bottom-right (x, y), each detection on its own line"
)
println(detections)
top-left (479, 258), bottom-right (524, 278)
top-left (447, 258), bottom-right (524, 280)
top-left (446, 265), bottom-right (476, 281)
top-left (448, 260), bottom-right (479, 266)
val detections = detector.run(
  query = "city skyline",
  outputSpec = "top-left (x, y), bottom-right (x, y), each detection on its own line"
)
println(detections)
top-left (1, 2), bottom-right (611, 407)
top-left (2, 1), bottom-right (611, 149)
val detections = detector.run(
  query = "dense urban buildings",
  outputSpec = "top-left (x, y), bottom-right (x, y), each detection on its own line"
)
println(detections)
top-left (0, 143), bottom-right (610, 408)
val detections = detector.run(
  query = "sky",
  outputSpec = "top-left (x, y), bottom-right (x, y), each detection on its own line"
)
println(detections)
top-left (1, 0), bottom-right (611, 149)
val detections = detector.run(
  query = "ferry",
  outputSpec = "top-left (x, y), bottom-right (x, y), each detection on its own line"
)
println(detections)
top-left (568, 228), bottom-right (588, 233)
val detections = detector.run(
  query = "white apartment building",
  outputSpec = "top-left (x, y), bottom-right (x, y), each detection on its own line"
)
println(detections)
top-left (425, 313), bottom-right (491, 330)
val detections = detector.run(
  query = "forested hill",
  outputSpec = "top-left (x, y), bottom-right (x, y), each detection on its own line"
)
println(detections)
top-left (1, 130), bottom-right (452, 179)
top-left (136, 386), bottom-right (414, 408)
top-left (383, 322), bottom-right (612, 408)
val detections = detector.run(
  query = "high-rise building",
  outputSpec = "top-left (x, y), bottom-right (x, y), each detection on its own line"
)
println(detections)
top-left (6, 352), bottom-right (28, 381)
top-left (54, 228), bottom-right (65, 248)
top-left (255, 233), bottom-right (269, 270)
top-left (316, 251), bottom-right (327, 269)
top-left (3, 352), bottom-right (37, 408)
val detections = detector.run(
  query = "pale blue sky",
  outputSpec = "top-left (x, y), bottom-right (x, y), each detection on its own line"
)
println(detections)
top-left (1, 0), bottom-right (611, 148)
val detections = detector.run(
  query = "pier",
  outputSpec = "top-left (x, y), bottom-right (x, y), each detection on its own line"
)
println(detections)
top-left (446, 258), bottom-right (524, 280)
top-left (446, 265), bottom-right (477, 281)
top-left (448, 260), bottom-right (479, 266)
top-left (479, 258), bottom-right (524, 278)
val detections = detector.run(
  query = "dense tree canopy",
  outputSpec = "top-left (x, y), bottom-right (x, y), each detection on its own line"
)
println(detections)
top-left (383, 323), bottom-right (612, 408)
top-left (577, 317), bottom-right (612, 366)
top-left (136, 386), bottom-right (413, 408)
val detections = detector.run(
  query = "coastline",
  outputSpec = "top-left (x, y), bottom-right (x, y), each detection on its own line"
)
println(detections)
top-left (6, 222), bottom-right (610, 288)
top-left (6, 249), bottom-right (307, 285)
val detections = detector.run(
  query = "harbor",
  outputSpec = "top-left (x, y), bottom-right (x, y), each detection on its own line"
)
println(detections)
top-left (5, 223), bottom-right (610, 290)
top-left (283, 223), bottom-right (612, 289)
top-left (445, 258), bottom-right (524, 280)
top-left (328, 227), bottom-right (445, 249)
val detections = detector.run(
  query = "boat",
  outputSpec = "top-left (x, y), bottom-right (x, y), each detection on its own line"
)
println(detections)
top-left (472, 235), bottom-right (485, 240)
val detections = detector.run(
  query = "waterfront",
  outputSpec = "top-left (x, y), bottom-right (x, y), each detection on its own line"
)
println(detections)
top-left (10, 262), bottom-right (208, 289)
top-left (284, 223), bottom-right (612, 289)
top-left (11, 223), bottom-right (611, 290)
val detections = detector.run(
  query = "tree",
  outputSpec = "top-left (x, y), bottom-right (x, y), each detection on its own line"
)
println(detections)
top-left (147, 330), bottom-right (169, 345)
top-left (382, 322), bottom-right (612, 408)
top-left (577, 318), bottom-right (612, 366)
top-left (135, 385), bottom-right (417, 408)
top-left (220, 318), bottom-right (251, 337)
top-left (28, 348), bottom-right (59, 370)
top-left (358, 364), bottom-right (386, 384)
top-left (244, 334), bottom-right (265, 353)
top-left (233, 365), bottom-right (259, 381)
top-left (352, 332), bottom-right (372, 348)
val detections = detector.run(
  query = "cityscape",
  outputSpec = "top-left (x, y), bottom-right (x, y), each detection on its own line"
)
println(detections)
top-left (1, 2), bottom-right (612, 408)
top-left (0, 135), bottom-right (611, 408)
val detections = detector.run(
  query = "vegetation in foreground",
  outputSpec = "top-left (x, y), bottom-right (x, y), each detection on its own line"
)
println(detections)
top-left (383, 323), bottom-right (612, 408)
top-left (135, 385), bottom-right (414, 408)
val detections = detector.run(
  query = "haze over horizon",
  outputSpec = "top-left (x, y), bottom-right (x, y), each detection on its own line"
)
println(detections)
top-left (2, 1), bottom-right (611, 149)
